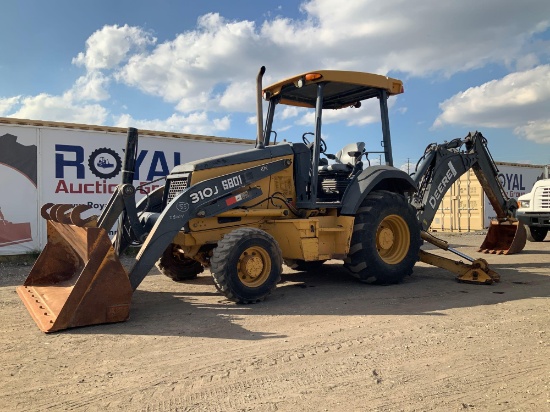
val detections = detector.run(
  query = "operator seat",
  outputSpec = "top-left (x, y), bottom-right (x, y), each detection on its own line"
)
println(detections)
top-left (319, 142), bottom-right (366, 173)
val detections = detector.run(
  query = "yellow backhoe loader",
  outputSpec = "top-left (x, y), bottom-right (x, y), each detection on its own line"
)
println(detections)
top-left (17, 67), bottom-right (525, 332)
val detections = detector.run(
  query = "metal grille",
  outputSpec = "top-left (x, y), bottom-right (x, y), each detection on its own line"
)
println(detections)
top-left (535, 185), bottom-right (550, 209)
top-left (166, 174), bottom-right (190, 203)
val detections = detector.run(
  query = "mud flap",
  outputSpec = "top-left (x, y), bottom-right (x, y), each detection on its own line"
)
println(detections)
top-left (479, 220), bottom-right (527, 255)
top-left (16, 220), bottom-right (133, 333)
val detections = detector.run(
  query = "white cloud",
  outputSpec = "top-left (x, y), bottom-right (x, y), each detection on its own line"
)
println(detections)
top-left (86, 0), bottom-right (550, 134)
top-left (399, 161), bottom-right (415, 174)
top-left (72, 24), bottom-right (156, 71)
top-left (279, 106), bottom-right (301, 120)
top-left (297, 105), bottom-right (379, 127)
top-left (0, 96), bottom-right (21, 116)
top-left (295, 97), bottom-right (391, 127)
top-left (515, 120), bottom-right (550, 143)
top-left (218, 80), bottom-right (257, 112)
top-left (433, 65), bottom-right (550, 143)
top-left (7, 93), bottom-right (108, 124)
top-left (68, 72), bottom-right (110, 102)
top-left (115, 14), bottom-right (262, 108)
top-left (3, 1), bottom-right (550, 138)
top-left (114, 112), bottom-right (231, 135)
top-left (265, 0), bottom-right (550, 76)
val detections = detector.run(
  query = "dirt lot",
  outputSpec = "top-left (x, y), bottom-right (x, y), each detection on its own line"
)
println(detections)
top-left (0, 232), bottom-right (548, 411)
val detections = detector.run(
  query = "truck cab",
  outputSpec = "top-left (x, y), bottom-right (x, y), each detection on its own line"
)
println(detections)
top-left (517, 167), bottom-right (550, 241)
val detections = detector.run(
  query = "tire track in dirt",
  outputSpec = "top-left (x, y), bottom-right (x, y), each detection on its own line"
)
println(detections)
top-left (15, 327), bottom-right (392, 411)
top-left (138, 325), bottom-right (423, 411)
top-left (2, 236), bottom-right (549, 411)
top-left (12, 310), bottom-right (548, 411)
top-left (367, 360), bottom-right (547, 411)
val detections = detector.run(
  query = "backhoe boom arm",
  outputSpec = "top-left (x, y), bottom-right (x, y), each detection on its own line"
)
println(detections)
top-left (412, 132), bottom-right (517, 231)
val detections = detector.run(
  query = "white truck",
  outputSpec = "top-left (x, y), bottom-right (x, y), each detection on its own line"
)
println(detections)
top-left (517, 166), bottom-right (550, 242)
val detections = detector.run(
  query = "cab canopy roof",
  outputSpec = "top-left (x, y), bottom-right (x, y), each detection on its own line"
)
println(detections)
top-left (263, 70), bottom-right (404, 110)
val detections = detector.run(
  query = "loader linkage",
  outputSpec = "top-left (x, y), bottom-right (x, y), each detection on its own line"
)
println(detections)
top-left (18, 151), bottom-right (291, 332)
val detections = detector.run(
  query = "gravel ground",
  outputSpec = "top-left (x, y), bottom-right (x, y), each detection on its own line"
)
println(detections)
top-left (0, 231), bottom-right (548, 411)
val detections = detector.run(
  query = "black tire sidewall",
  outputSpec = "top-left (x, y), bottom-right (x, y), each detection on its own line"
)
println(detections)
top-left (350, 191), bottom-right (421, 284)
top-left (527, 226), bottom-right (548, 242)
top-left (156, 244), bottom-right (203, 281)
top-left (211, 229), bottom-right (282, 303)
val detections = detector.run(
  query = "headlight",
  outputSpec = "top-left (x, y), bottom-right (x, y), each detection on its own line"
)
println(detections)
top-left (519, 200), bottom-right (530, 208)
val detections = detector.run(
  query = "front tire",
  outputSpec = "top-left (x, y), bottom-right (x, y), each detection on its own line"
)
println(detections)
top-left (210, 228), bottom-right (283, 303)
top-left (527, 226), bottom-right (548, 242)
top-left (344, 190), bottom-right (421, 284)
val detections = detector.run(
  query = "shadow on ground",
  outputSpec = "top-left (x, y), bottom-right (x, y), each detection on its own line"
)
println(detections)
top-left (60, 258), bottom-right (550, 339)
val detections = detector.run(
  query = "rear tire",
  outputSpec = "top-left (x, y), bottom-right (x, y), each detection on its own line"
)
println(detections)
top-left (210, 228), bottom-right (282, 303)
top-left (284, 259), bottom-right (326, 271)
top-left (344, 190), bottom-right (421, 284)
top-left (526, 226), bottom-right (548, 242)
top-left (156, 244), bottom-right (204, 281)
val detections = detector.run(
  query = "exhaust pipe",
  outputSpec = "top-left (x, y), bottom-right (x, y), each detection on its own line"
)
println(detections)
top-left (256, 66), bottom-right (266, 149)
top-left (121, 127), bottom-right (139, 185)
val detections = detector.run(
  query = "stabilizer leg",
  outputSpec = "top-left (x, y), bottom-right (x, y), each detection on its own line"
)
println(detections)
top-left (420, 231), bottom-right (500, 285)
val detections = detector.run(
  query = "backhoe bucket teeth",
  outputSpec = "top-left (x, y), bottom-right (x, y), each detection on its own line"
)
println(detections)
top-left (16, 219), bottom-right (133, 333)
top-left (479, 220), bottom-right (527, 255)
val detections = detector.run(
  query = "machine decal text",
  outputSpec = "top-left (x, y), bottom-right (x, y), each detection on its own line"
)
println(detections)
top-left (190, 186), bottom-right (219, 203)
top-left (428, 161), bottom-right (458, 209)
top-left (221, 175), bottom-right (243, 190)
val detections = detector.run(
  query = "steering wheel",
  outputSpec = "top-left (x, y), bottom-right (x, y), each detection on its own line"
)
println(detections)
top-left (302, 132), bottom-right (327, 154)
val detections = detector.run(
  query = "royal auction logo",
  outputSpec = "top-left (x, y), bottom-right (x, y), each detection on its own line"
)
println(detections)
top-left (88, 148), bottom-right (122, 179)
top-left (54, 144), bottom-right (181, 195)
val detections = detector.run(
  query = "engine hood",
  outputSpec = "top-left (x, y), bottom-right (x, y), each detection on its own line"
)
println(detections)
top-left (169, 144), bottom-right (295, 174)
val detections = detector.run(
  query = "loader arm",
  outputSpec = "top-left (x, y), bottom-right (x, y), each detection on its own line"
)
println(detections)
top-left (127, 158), bottom-right (291, 290)
top-left (410, 131), bottom-right (526, 254)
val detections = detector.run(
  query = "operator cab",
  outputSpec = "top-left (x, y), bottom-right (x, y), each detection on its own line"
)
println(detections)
top-left (260, 70), bottom-right (404, 208)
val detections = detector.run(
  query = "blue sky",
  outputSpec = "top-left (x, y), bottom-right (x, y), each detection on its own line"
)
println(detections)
top-left (1, 0), bottom-right (549, 169)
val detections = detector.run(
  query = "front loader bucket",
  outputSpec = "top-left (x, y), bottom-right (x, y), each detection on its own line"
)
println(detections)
top-left (479, 220), bottom-right (527, 255)
top-left (16, 220), bottom-right (133, 333)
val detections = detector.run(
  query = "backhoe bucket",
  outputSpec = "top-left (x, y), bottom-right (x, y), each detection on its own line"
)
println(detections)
top-left (479, 219), bottom-right (527, 255)
top-left (16, 219), bottom-right (133, 333)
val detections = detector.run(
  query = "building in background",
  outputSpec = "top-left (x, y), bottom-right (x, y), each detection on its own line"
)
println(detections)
top-left (0, 117), bottom-right (253, 255)
top-left (431, 162), bottom-right (545, 232)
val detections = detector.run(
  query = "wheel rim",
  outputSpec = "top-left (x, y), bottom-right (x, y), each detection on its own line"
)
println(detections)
top-left (237, 246), bottom-right (271, 287)
top-left (376, 214), bottom-right (410, 264)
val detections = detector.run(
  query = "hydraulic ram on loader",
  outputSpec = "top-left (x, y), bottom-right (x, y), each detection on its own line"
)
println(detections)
top-left (17, 127), bottom-right (291, 332)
